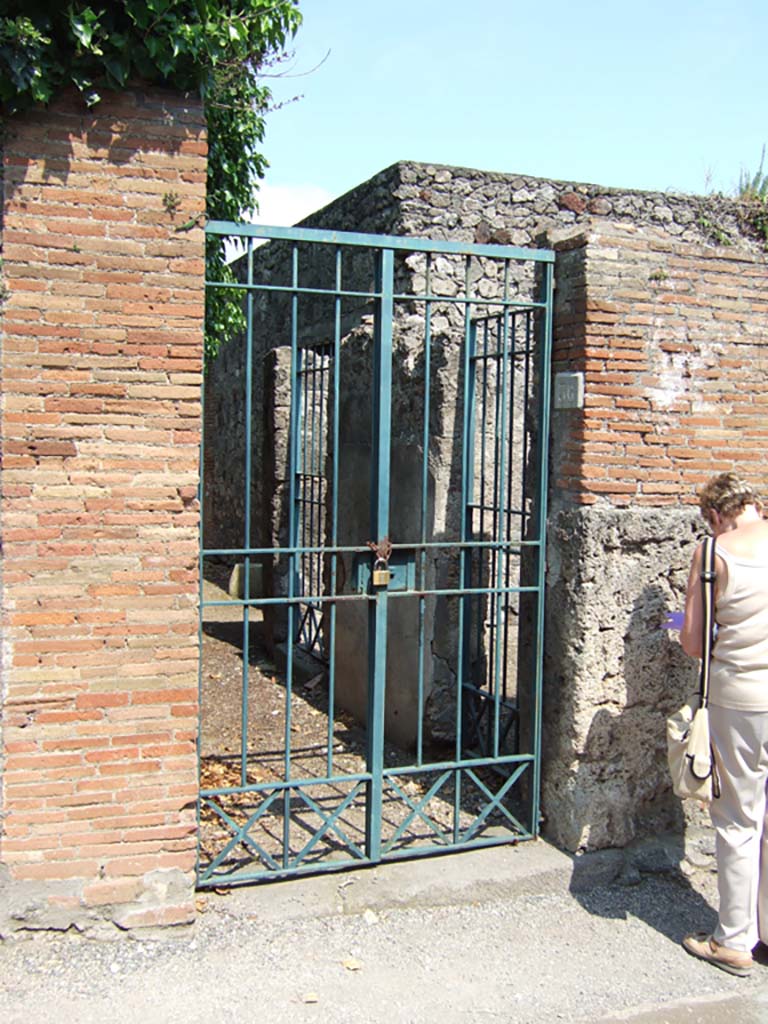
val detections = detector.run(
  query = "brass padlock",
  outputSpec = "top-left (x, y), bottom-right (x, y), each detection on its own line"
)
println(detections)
top-left (372, 558), bottom-right (391, 587)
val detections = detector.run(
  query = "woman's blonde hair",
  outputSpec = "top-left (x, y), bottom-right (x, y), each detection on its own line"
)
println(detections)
top-left (698, 472), bottom-right (763, 522)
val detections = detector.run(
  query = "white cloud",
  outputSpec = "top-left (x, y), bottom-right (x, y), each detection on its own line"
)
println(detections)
top-left (221, 184), bottom-right (337, 261)
top-left (251, 183), bottom-right (336, 226)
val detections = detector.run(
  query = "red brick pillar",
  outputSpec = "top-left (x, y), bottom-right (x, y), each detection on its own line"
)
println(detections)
top-left (1, 88), bottom-right (206, 935)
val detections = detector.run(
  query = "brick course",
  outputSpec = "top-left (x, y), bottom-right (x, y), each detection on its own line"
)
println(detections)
top-left (1, 88), bottom-right (206, 936)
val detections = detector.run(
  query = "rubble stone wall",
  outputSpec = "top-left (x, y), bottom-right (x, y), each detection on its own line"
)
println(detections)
top-left (379, 160), bottom-right (760, 253)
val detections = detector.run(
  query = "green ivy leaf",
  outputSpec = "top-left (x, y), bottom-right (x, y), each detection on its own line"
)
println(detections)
top-left (68, 6), bottom-right (103, 51)
top-left (103, 55), bottom-right (129, 85)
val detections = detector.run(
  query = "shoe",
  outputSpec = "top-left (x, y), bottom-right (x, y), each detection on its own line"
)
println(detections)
top-left (683, 932), bottom-right (754, 977)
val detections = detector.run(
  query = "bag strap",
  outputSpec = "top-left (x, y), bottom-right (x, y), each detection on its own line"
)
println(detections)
top-left (699, 536), bottom-right (716, 706)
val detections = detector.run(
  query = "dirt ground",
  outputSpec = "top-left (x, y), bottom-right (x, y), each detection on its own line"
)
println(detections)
top-left (199, 561), bottom-right (352, 769)
top-left (198, 563), bottom-right (521, 882)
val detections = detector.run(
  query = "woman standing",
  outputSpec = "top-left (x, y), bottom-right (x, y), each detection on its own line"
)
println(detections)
top-left (680, 472), bottom-right (768, 977)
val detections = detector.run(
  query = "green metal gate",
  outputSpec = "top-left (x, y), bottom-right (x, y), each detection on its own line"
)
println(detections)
top-left (198, 223), bottom-right (554, 886)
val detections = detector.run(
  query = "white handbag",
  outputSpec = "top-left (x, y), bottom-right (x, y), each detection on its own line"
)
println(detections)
top-left (666, 536), bottom-right (720, 802)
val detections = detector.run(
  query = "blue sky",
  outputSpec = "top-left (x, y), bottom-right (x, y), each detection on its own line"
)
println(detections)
top-left (255, 0), bottom-right (767, 225)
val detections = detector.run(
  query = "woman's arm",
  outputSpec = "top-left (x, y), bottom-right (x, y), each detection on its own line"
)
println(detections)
top-left (680, 541), bottom-right (725, 659)
top-left (680, 541), bottom-right (705, 659)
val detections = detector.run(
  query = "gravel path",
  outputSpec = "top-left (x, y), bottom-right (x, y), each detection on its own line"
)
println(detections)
top-left (2, 855), bottom-right (767, 1024)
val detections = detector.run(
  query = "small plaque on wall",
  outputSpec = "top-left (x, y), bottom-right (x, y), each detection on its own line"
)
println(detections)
top-left (553, 371), bottom-right (584, 410)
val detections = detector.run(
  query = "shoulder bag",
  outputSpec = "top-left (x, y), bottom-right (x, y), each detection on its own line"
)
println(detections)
top-left (666, 535), bottom-right (720, 802)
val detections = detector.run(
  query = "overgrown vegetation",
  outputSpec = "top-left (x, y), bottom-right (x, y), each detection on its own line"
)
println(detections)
top-left (697, 147), bottom-right (768, 249)
top-left (737, 145), bottom-right (768, 201)
top-left (735, 146), bottom-right (768, 246)
top-left (696, 204), bottom-right (733, 247)
top-left (0, 1), bottom-right (302, 360)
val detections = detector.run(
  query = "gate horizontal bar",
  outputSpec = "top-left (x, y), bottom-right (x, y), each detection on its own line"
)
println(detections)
top-left (201, 583), bottom-right (543, 611)
top-left (205, 278), bottom-right (549, 311)
top-left (383, 753), bottom-right (534, 777)
top-left (206, 219), bottom-right (555, 263)
top-left (200, 771), bottom-right (372, 798)
top-left (202, 537), bottom-right (542, 558)
top-left (201, 752), bottom-right (533, 799)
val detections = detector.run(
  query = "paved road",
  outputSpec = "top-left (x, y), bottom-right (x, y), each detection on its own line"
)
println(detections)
top-left (2, 840), bottom-right (768, 1023)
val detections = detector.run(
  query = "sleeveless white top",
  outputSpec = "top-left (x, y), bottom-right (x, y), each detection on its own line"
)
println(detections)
top-left (710, 545), bottom-right (768, 710)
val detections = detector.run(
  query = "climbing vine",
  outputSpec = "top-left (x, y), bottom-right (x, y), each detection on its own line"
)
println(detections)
top-left (0, 1), bottom-right (302, 360)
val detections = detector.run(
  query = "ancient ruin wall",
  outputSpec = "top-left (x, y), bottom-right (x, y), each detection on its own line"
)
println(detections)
top-left (306, 168), bottom-right (768, 850)
top-left (205, 161), bottom-right (768, 851)
top-left (0, 88), bottom-right (207, 935)
top-left (543, 224), bottom-right (768, 850)
top-left (207, 159), bottom-right (759, 545)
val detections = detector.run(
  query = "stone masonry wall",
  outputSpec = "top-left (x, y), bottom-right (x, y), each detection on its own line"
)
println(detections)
top-left (0, 88), bottom-right (207, 936)
top-left (301, 169), bottom-right (768, 851)
top-left (298, 160), bottom-right (761, 254)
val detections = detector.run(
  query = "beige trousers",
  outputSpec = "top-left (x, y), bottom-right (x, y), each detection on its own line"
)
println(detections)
top-left (709, 705), bottom-right (768, 952)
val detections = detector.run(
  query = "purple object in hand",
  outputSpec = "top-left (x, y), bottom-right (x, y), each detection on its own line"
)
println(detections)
top-left (662, 611), bottom-right (685, 631)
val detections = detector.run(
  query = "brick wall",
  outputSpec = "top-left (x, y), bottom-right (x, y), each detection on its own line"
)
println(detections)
top-left (0, 88), bottom-right (207, 936)
top-left (550, 223), bottom-right (768, 511)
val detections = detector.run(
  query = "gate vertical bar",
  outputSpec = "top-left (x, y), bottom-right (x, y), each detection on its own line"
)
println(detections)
top-left (492, 271), bottom-right (512, 759)
top-left (476, 318), bottom-right (490, 725)
top-left (196, 330), bottom-right (206, 879)
top-left (530, 260), bottom-right (554, 835)
top-left (326, 247), bottom-right (343, 776)
top-left (366, 247), bottom-right (394, 862)
top-left (417, 254), bottom-right (433, 768)
top-left (460, 317), bottom-right (478, 753)
top-left (502, 312), bottom-right (518, 703)
top-left (284, 243), bottom-right (302, 864)
top-left (454, 255), bottom-right (472, 840)
top-left (240, 240), bottom-right (255, 783)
